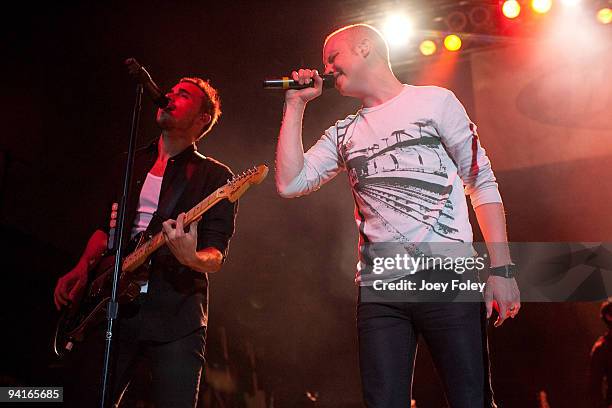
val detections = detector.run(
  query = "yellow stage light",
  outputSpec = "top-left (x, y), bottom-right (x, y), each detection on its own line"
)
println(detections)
top-left (444, 34), bottom-right (462, 51)
top-left (419, 40), bottom-right (437, 56)
top-left (597, 7), bottom-right (612, 24)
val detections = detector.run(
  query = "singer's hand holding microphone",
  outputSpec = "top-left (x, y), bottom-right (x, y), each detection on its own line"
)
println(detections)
top-left (262, 68), bottom-right (336, 107)
top-left (285, 69), bottom-right (324, 106)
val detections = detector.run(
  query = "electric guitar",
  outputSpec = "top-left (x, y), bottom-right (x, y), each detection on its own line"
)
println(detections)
top-left (54, 164), bottom-right (268, 357)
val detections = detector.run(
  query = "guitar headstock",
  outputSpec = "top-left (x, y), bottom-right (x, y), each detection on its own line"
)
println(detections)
top-left (224, 164), bottom-right (269, 202)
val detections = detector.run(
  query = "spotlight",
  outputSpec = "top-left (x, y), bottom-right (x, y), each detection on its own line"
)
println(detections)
top-left (419, 40), bottom-right (437, 56)
top-left (383, 14), bottom-right (413, 47)
top-left (443, 34), bottom-right (462, 51)
top-left (597, 7), bottom-right (612, 24)
top-left (531, 0), bottom-right (553, 14)
top-left (502, 0), bottom-right (521, 19)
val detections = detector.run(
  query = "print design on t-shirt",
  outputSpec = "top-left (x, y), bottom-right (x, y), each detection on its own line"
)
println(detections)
top-left (337, 119), bottom-right (462, 242)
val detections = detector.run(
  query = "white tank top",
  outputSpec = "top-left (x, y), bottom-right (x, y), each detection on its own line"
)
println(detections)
top-left (130, 172), bottom-right (163, 293)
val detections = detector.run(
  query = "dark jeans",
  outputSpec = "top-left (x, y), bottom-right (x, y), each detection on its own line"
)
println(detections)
top-left (357, 298), bottom-right (496, 408)
top-left (62, 305), bottom-right (206, 408)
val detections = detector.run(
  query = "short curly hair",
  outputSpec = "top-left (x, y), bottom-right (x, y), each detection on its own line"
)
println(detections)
top-left (179, 77), bottom-right (221, 140)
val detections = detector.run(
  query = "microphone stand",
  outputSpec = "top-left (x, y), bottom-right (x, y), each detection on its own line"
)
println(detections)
top-left (99, 83), bottom-right (143, 408)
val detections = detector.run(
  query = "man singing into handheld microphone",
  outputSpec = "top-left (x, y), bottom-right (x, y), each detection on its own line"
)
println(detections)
top-left (54, 75), bottom-right (237, 407)
top-left (274, 24), bottom-right (520, 407)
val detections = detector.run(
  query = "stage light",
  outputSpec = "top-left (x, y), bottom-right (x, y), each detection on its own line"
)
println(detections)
top-left (383, 14), bottom-right (413, 47)
top-left (419, 40), bottom-right (437, 56)
top-left (531, 0), bottom-right (553, 14)
top-left (597, 7), bottom-right (612, 24)
top-left (443, 34), bottom-right (462, 51)
top-left (502, 0), bottom-right (521, 19)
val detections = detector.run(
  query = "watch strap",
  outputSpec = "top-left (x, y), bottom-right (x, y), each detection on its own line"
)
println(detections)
top-left (489, 264), bottom-right (516, 278)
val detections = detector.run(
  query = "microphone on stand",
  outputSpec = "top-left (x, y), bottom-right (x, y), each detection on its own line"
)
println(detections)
top-left (124, 58), bottom-right (169, 109)
top-left (263, 74), bottom-right (336, 90)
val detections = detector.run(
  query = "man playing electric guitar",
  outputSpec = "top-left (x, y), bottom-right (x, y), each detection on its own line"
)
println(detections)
top-left (53, 76), bottom-right (237, 408)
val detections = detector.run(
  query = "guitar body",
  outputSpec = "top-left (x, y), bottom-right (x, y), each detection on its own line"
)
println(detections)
top-left (54, 236), bottom-right (149, 358)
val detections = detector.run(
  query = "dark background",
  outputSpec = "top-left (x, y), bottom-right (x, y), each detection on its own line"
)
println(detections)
top-left (1, 1), bottom-right (609, 407)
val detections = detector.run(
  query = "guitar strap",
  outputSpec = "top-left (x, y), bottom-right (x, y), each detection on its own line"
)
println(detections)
top-left (144, 158), bottom-right (199, 237)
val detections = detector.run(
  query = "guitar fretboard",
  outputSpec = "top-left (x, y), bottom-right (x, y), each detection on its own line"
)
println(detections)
top-left (122, 186), bottom-right (225, 272)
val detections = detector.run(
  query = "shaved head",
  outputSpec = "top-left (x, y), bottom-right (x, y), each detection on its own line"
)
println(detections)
top-left (324, 24), bottom-right (390, 65)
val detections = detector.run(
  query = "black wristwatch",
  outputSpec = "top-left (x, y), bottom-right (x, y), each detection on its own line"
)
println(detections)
top-left (489, 264), bottom-right (517, 279)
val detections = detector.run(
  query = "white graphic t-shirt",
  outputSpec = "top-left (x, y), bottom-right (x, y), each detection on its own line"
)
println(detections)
top-left (282, 85), bottom-right (503, 284)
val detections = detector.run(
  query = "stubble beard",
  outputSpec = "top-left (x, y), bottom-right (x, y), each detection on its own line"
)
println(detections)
top-left (157, 110), bottom-right (176, 131)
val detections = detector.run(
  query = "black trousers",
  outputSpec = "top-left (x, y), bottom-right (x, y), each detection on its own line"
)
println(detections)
top-left (357, 300), bottom-right (496, 408)
top-left (61, 307), bottom-right (206, 408)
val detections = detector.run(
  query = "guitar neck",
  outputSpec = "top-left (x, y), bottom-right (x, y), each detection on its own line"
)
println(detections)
top-left (122, 186), bottom-right (225, 272)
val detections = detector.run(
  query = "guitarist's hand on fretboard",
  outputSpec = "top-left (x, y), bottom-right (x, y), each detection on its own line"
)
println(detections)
top-left (161, 213), bottom-right (223, 273)
top-left (162, 212), bottom-right (199, 264)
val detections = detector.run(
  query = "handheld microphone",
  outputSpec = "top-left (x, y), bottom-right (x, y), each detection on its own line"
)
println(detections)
top-left (263, 74), bottom-right (336, 90)
top-left (125, 58), bottom-right (169, 109)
